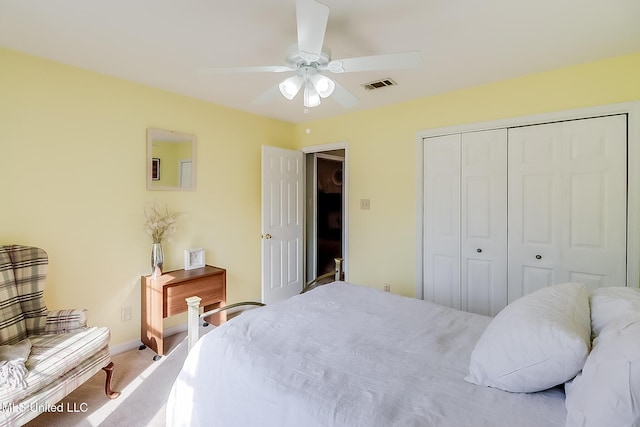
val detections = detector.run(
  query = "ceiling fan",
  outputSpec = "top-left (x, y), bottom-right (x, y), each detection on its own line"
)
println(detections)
top-left (197, 0), bottom-right (421, 109)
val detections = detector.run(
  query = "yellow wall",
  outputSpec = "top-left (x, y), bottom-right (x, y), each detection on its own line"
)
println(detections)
top-left (0, 47), bottom-right (295, 347)
top-left (294, 53), bottom-right (640, 298)
top-left (2, 45), bottom-right (639, 348)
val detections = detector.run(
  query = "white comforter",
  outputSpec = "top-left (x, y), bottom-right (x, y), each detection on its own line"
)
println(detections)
top-left (167, 282), bottom-right (566, 427)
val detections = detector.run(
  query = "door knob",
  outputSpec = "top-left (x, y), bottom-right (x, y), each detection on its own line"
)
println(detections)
top-left (535, 254), bottom-right (542, 260)
top-left (476, 248), bottom-right (482, 253)
top-left (262, 234), bottom-right (272, 240)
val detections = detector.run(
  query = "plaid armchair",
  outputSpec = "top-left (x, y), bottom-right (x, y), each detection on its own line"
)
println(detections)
top-left (0, 245), bottom-right (118, 426)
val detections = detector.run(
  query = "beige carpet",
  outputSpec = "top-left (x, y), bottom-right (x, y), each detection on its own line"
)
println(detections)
top-left (25, 325), bottom-right (212, 427)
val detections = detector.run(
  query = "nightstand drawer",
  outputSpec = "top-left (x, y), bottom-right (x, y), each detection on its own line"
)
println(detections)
top-left (164, 275), bottom-right (224, 317)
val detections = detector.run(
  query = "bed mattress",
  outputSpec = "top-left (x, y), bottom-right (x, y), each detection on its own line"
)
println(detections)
top-left (167, 282), bottom-right (566, 427)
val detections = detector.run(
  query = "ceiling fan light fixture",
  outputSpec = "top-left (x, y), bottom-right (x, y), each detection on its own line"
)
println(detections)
top-left (310, 74), bottom-right (335, 98)
top-left (279, 75), bottom-right (304, 100)
top-left (303, 83), bottom-right (321, 108)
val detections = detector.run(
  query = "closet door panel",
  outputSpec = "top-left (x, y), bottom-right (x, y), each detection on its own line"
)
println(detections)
top-left (561, 115), bottom-right (627, 288)
top-left (461, 130), bottom-right (508, 315)
top-left (522, 266), bottom-right (554, 295)
top-left (465, 259), bottom-right (496, 315)
top-left (424, 134), bottom-right (461, 309)
top-left (432, 255), bottom-right (459, 308)
top-left (508, 122), bottom-right (564, 301)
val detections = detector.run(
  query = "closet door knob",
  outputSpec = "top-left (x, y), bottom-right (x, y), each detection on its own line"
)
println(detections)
top-left (476, 248), bottom-right (482, 253)
top-left (535, 254), bottom-right (542, 260)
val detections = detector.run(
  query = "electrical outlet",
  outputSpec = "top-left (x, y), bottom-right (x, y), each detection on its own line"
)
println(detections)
top-left (121, 306), bottom-right (132, 322)
top-left (384, 283), bottom-right (391, 292)
top-left (360, 199), bottom-right (371, 210)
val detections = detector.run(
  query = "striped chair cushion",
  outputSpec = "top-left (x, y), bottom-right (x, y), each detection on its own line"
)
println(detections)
top-left (0, 247), bottom-right (27, 345)
top-left (0, 348), bottom-right (111, 426)
top-left (6, 245), bottom-right (49, 336)
top-left (0, 326), bottom-right (110, 405)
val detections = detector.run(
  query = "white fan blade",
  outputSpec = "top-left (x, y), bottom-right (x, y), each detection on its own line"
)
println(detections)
top-left (327, 51), bottom-right (421, 73)
top-left (197, 65), bottom-right (294, 75)
top-left (252, 85), bottom-right (282, 105)
top-left (296, 0), bottom-right (329, 60)
top-left (331, 81), bottom-right (359, 108)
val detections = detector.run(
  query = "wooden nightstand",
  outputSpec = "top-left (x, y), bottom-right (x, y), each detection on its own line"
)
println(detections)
top-left (141, 265), bottom-right (226, 358)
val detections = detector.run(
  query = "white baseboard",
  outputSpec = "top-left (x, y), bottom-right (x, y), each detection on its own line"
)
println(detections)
top-left (109, 323), bottom-right (188, 355)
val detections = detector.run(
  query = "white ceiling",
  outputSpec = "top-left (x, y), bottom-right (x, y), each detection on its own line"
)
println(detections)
top-left (1, 0), bottom-right (639, 123)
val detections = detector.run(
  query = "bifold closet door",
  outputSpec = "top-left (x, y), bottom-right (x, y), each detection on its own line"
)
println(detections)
top-left (507, 115), bottom-right (627, 301)
top-left (423, 130), bottom-right (507, 315)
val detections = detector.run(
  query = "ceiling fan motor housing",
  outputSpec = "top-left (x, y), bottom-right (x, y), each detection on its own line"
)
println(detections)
top-left (280, 45), bottom-right (336, 106)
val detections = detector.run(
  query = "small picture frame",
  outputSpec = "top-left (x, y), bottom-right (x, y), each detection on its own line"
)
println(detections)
top-left (184, 248), bottom-right (205, 270)
top-left (151, 158), bottom-right (161, 181)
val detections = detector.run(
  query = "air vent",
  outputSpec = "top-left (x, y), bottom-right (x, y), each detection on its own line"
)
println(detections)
top-left (362, 78), bottom-right (397, 91)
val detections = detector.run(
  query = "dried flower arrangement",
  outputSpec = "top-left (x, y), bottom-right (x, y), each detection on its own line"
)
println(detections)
top-left (143, 203), bottom-right (183, 244)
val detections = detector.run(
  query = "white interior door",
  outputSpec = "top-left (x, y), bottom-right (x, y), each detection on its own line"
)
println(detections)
top-left (508, 115), bottom-right (627, 300)
top-left (461, 129), bottom-right (508, 315)
top-left (261, 146), bottom-right (304, 304)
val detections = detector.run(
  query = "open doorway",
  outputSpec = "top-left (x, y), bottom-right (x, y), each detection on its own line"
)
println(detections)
top-left (304, 148), bottom-right (347, 282)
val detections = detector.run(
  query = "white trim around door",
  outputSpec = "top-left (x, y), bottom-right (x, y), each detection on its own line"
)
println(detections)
top-left (302, 142), bottom-right (350, 282)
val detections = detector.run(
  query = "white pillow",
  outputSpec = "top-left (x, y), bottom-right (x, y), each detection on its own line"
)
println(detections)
top-left (565, 316), bottom-right (640, 427)
top-left (465, 282), bottom-right (591, 393)
top-left (589, 286), bottom-right (640, 340)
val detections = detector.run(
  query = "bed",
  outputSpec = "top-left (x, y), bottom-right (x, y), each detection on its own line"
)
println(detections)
top-left (167, 277), bottom-right (640, 427)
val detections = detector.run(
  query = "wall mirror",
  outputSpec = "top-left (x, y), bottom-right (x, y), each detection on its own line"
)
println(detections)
top-left (147, 128), bottom-right (196, 191)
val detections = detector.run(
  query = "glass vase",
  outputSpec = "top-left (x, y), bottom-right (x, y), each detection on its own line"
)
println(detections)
top-left (151, 243), bottom-right (164, 277)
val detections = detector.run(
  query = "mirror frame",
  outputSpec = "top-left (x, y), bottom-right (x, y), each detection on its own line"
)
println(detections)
top-left (146, 128), bottom-right (197, 191)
